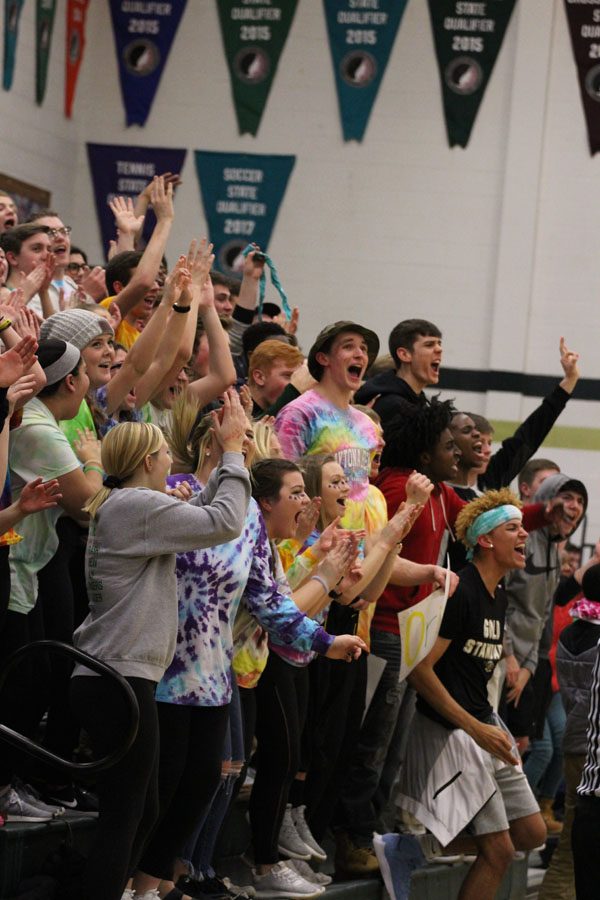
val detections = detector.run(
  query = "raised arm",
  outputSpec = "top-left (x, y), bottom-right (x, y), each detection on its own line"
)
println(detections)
top-left (483, 337), bottom-right (580, 489)
top-left (106, 258), bottom-right (190, 414)
top-left (228, 247), bottom-right (266, 356)
top-left (107, 195), bottom-right (145, 256)
top-left (187, 279), bottom-right (236, 407)
top-left (110, 177), bottom-right (174, 316)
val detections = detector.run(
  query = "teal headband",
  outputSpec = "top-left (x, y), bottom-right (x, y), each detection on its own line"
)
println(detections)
top-left (465, 504), bottom-right (522, 560)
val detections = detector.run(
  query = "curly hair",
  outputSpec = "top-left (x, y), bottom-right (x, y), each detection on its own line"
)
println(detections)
top-left (380, 397), bottom-right (455, 470)
top-left (455, 488), bottom-right (522, 548)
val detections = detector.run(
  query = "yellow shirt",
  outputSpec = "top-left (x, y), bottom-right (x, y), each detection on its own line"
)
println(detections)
top-left (357, 484), bottom-right (389, 650)
top-left (100, 296), bottom-right (140, 350)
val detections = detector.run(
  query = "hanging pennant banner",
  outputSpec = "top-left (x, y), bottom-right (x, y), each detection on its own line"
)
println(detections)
top-left (323, 0), bottom-right (409, 142)
top-left (3, 0), bottom-right (25, 91)
top-left (65, 0), bottom-right (89, 117)
top-left (194, 150), bottom-right (295, 275)
top-left (36, 0), bottom-right (56, 105)
top-left (427, 0), bottom-right (518, 148)
top-left (216, 0), bottom-right (298, 136)
top-left (87, 143), bottom-right (187, 256)
top-left (563, 0), bottom-right (600, 154)
top-left (109, 0), bottom-right (187, 127)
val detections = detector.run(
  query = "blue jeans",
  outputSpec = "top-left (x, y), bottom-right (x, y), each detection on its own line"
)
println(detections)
top-left (524, 691), bottom-right (566, 798)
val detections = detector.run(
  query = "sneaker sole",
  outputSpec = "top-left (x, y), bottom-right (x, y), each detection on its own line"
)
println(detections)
top-left (303, 846), bottom-right (327, 862)
top-left (253, 889), bottom-right (324, 899)
top-left (6, 814), bottom-right (54, 823)
top-left (277, 845), bottom-right (312, 861)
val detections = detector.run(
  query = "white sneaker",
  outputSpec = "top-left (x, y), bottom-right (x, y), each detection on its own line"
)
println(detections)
top-left (0, 786), bottom-right (59, 823)
top-left (288, 859), bottom-right (332, 886)
top-left (135, 891), bottom-right (160, 900)
top-left (291, 806), bottom-right (327, 861)
top-left (252, 861), bottom-right (324, 898)
top-left (278, 804), bottom-right (313, 860)
top-left (121, 890), bottom-right (136, 900)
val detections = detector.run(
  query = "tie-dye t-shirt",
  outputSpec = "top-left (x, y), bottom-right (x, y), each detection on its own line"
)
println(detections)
top-left (275, 389), bottom-right (378, 532)
top-left (155, 475), bottom-right (333, 707)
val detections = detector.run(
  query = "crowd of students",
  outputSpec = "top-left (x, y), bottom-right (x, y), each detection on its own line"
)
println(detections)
top-left (0, 177), bottom-right (599, 900)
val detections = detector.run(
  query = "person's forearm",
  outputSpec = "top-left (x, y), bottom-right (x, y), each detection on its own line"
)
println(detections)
top-left (112, 218), bottom-right (173, 315)
top-left (187, 307), bottom-right (237, 407)
top-left (339, 540), bottom-right (397, 602)
top-left (106, 301), bottom-right (175, 414)
top-left (39, 287), bottom-right (55, 320)
top-left (389, 556), bottom-right (435, 587)
top-left (409, 663), bottom-right (478, 734)
top-left (203, 305), bottom-right (236, 386)
top-left (236, 272), bottom-right (260, 311)
top-left (353, 548), bottom-right (398, 603)
top-left (292, 577), bottom-right (333, 618)
top-left (135, 292), bottom-right (200, 409)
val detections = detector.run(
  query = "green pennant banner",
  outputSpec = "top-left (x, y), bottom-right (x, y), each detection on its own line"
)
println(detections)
top-left (216, 0), bottom-right (298, 135)
top-left (3, 0), bottom-right (25, 91)
top-left (427, 0), bottom-right (518, 148)
top-left (36, 0), bottom-right (56, 105)
top-left (563, 0), bottom-right (600, 155)
top-left (323, 0), bottom-right (410, 142)
top-left (194, 150), bottom-right (295, 275)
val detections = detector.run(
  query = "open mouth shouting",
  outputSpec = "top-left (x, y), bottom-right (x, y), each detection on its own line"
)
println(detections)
top-left (347, 364), bottom-right (364, 385)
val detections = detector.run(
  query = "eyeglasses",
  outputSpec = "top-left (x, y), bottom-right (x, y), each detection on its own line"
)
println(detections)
top-left (67, 262), bottom-right (89, 273)
top-left (47, 226), bottom-right (72, 238)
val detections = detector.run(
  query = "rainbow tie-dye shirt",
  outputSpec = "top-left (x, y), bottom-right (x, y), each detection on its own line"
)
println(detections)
top-left (275, 389), bottom-right (378, 532)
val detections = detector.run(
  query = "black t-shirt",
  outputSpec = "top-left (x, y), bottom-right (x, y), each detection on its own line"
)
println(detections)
top-left (417, 563), bottom-right (506, 729)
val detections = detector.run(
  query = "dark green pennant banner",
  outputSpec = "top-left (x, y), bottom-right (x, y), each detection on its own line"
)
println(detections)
top-left (194, 150), bottom-right (295, 275)
top-left (216, 0), bottom-right (298, 136)
top-left (428, 0), bottom-right (518, 148)
top-left (3, 0), bottom-right (25, 91)
top-left (323, 0), bottom-right (409, 142)
top-left (36, 0), bottom-right (56, 105)
top-left (563, 0), bottom-right (600, 155)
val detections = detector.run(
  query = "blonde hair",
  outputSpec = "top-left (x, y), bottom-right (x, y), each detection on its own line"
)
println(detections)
top-left (455, 488), bottom-right (522, 548)
top-left (166, 389), bottom-right (214, 475)
top-left (252, 418), bottom-right (278, 462)
top-left (84, 421), bottom-right (164, 518)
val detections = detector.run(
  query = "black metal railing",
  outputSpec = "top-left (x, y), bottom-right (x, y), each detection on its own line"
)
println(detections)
top-left (0, 641), bottom-right (139, 773)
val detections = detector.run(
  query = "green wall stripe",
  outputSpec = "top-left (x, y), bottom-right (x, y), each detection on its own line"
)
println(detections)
top-left (491, 421), bottom-right (600, 451)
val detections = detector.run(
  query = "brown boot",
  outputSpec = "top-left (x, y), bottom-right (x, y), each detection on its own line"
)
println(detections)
top-left (334, 831), bottom-right (380, 877)
top-left (539, 797), bottom-right (563, 834)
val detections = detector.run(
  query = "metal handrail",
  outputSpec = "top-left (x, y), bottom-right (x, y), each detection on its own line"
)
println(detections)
top-left (0, 640), bottom-right (140, 773)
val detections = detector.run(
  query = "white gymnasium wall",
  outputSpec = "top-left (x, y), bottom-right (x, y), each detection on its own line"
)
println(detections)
top-left (2, 0), bottom-right (600, 537)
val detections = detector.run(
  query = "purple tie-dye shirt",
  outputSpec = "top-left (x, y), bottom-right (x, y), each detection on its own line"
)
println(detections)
top-left (155, 475), bottom-right (333, 707)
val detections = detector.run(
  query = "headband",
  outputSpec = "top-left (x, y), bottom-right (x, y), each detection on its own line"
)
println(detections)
top-left (464, 504), bottom-right (522, 560)
top-left (570, 598), bottom-right (600, 625)
top-left (41, 341), bottom-right (81, 386)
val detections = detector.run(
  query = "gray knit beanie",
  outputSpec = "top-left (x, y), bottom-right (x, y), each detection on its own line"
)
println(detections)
top-left (39, 309), bottom-right (114, 351)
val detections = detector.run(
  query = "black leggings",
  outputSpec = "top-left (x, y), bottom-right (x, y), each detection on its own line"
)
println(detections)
top-left (70, 676), bottom-right (160, 900)
top-left (0, 604), bottom-right (49, 785)
top-left (305, 651), bottom-right (367, 841)
top-left (250, 651), bottom-right (309, 864)
top-left (137, 701), bottom-right (230, 881)
top-left (36, 518), bottom-right (89, 779)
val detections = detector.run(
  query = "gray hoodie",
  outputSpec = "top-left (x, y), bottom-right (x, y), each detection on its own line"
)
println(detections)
top-left (74, 452), bottom-right (250, 681)
top-left (503, 473), bottom-right (587, 675)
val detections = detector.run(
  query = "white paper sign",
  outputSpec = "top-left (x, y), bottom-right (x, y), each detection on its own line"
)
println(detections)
top-left (397, 567), bottom-right (450, 682)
